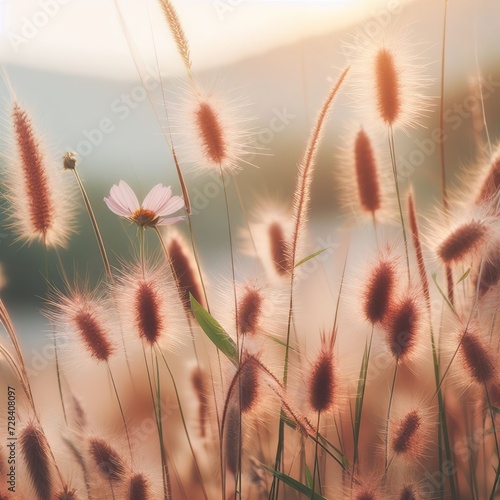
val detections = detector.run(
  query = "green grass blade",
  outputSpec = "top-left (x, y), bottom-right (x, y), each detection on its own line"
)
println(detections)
top-left (190, 294), bottom-right (238, 366)
top-left (262, 465), bottom-right (326, 499)
top-left (295, 248), bottom-right (328, 268)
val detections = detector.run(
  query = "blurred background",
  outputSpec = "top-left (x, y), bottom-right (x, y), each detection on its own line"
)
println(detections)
top-left (0, 0), bottom-right (500, 333)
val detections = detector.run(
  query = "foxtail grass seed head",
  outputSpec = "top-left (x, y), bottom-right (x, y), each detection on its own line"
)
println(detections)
top-left (476, 150), bottom-right (500, 205)
top-left (237, 285), bottom-right (264, 336)
top-left (191, 366), bottom-right (209, 438)
top-left (460, 328), bottom-right (496, 384)
top-left (353, 128), bottom-right (382, 215)
top-left (19, 422), bottom-right (53, 500)
top-left (88, 437), bottom-right (126, 482)
top-left (399, 485), bottom-right (419, 500)
top-left (135, 280), bottom-right (164, 345)
top-left (46, 288), bottom-right (115, 362)
top-left (7, 103), bottom-right (74, 247)
top-left (128, 473), bottom-right (152, 500)
top-left (239, 355), bottom-right (261, 413)
top-left (166, 230), bottom-right (206, 311)
top-left (268, 221), bottom-right (291, 276)
top-left (436, 220), bottom-right (488, 264)
top-left (344, 28), bottom-right (432, 133)
top-left (308, 334), bottom-right (336, 414)
top-left (391, 409), bottom-right (424, 459)
top-left (475, 250), bottom-right (500, 297)
top-left (363, 258), bottom-right (397, 324)
top-left (55, 487), bottom-right (78, 500)
top-left (195, 100), bottom-right (227, 166)
top-left (375, 48), bottom-right (401, 125)
top-left (384, 294), bottom-right (420, 362)
top-left (224, 404), bottom-right (241, 475)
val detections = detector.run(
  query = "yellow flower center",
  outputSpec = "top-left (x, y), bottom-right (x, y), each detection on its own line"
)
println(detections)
top-left (131, 208), bottom-right (159, 227)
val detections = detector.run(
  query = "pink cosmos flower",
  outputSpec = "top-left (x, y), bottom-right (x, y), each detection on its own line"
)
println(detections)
top-left (104, 181), bottom-right (185, 227)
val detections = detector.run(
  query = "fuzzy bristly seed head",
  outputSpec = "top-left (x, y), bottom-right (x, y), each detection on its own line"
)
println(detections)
top-left (399, 485), bottom-right (417, 500)
top-left (74, 309), bottom-right (114, 361)
top-left (191, 366), bottom-right (209, 438)
top-left (128, 473), bottom-right (151, 500)
top-left (363, 260), bottom-right (396, 324)
top-left (195, 101), bottom-right (227, 165)
top-left (168, 236), bottom-right (205, 310)
top-left (268, 221), bottom-right (290, 276)
top-left (477, 154), bottom-right (500, 204)
top-left (224, 405), bottom-right (241, 475)
top-left (356, 491), bottom-right (377, 500)
top-left (240, 356), bottom-right (261, 413)
top-left (391, 410), bottom-right (422, 456)
top-left (89, 438), bottom-right (125, 482)
top-left (354, 128), bottom-right (381, 214)
top-left (238, 286), bottom-right (263, 336)
top-left (375, 48), bottom-right (401, 125)
top-left (308, 336), bottom-right (336, 413)
top-left (460, 330), bottom-right (496, 384)
top-left (475, 252), bottom-right (500, 297)
top-left (135, 280), bottom-right (163, 345)
top-left (437, 221), bottom-right (487, 264)
top-left (385, 296), bottom-right (419, 362)
top-left (19, 422), bottom-right (53, 500)
top-left (55, 487), bottom-right (78, 500)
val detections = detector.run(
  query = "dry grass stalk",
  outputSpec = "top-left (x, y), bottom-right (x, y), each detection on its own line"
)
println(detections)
top-left (158, 0), bottom-right (191, 73)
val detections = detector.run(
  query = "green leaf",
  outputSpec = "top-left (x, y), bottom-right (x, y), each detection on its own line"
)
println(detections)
top-left (431, 273), bottom-right (455, 314)
top-left (262, 465), bottom-right (326, 499)
top-left (305, 464), bottom-right (313, 489)
top-left (457, 268), bottom-right (471, 284)
top-left (267, 335), bottom-right (298, 352)
top-left (190, 294), bottom-right (238, 366)
top-left (295, 248), bottom-right (328, 268)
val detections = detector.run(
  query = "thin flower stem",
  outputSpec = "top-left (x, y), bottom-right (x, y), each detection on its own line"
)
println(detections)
top-left (311, 412), bottom-right (321, 499)
top-left (383, 362), bottom-right (398, 481)
top-left (107, 364), bottom-right (132, 459)
top-left (156, 346), bottom-right (209, 500)
top-left (388, 127), bottom-right (410, 282)
top-left (52, 329), bottom-right (67, 426)
top-left (73, 168), bottom-right (112, 280)
top-left (439, 0), bottom-right (449, 213)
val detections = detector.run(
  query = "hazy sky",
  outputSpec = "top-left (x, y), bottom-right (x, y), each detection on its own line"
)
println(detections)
top-left (0, 0), bottom-right (410, 79)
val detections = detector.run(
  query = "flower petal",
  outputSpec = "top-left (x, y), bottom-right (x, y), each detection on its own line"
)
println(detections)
top-left (142, 184), bottom-right (172, 213)
top-left (110, 181), bottom-right (140, 214)
top-left (104, 195), bottom-right (131, 217)
top-left (156, 195), bottom-right (185, 216)
top-left (157, 215), bottom-right (185, 226)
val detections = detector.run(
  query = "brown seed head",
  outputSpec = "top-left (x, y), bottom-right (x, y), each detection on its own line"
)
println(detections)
top-left (224, 404), bottom-right (241, 475)
top-left (375, 48), bottom-right (401, 125)
top-left (460, 329), bottom-right (496, 384)
top-left (308, 335), bottom-right (336, 413)
top-left (134, 280), bottom-right (163, 345)
top-left (391, 410), bottom-right (423, 456)
top-left (476, 154), bottom-right (500, 204)
top-left (12, 104), bottom-right (55, 242)
top-left (88, 438), bottom-right (125, 482)
top-left (239, 355), bottom-right (261, 413)
top-left (238, 286), bottom-right (263, 336)
top-left (19, 422), bottom-right (53, 500)
top-left (385, 295), bottom-right (420, 362)
top-left (128, 473), bottom-right (151, 500)
top-left (268, 222), bottom-right (290, 276)
top-left (399, 485), bottom-right (418, 500)
top-left (437, 220), bottom-right (488, 264)
top-left (363, 259), bottom-right (396, 324)
top-left (195, 101), bottom-right (227, 165)
top-left (191, 366), bottom-right (209, 438)
top-left (74, 309), bottom-right (114, 362)
top-left (55, 487), bottom-right (78, 500)
top-left (167, 235), bottom-right (205, 311)
top-left (354, 128), bottom-right (381, 214)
